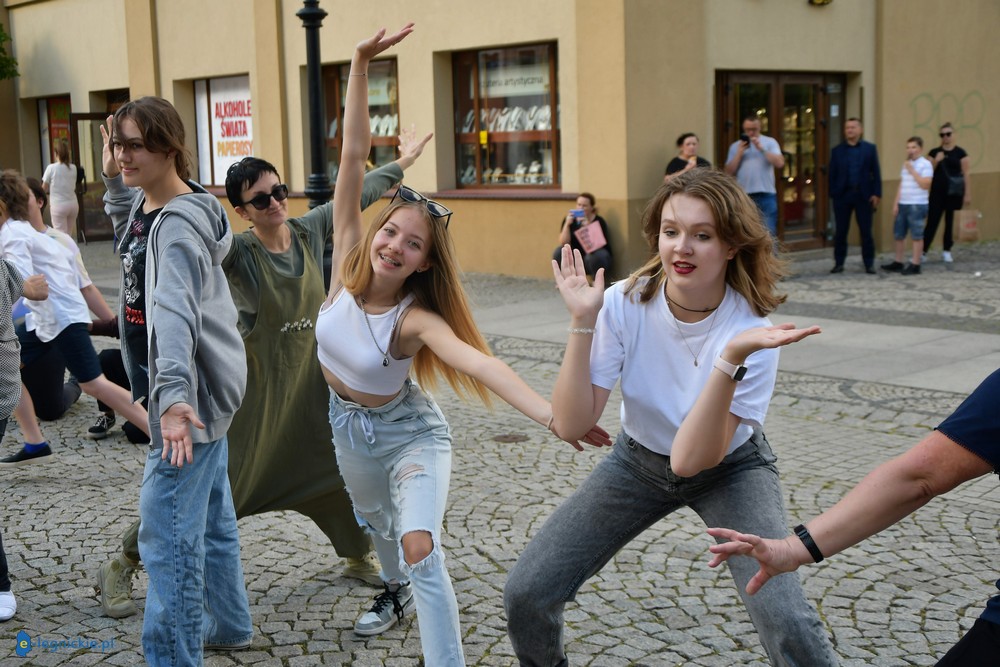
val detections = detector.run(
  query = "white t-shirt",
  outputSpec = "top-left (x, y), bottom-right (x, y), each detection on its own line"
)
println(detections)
top-left (590, 279), bottom-right (779, 457)
top-left (42, 162), bottom-right (78, 207)
top-left (726, 136), bottom-right (782, 194)
top-left (0, 218), bottom-right (90, 341)
top-left (898, 156), bottom-right (933, 205)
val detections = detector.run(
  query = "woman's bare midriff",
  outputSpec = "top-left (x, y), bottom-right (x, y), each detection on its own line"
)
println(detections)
top-left (321, 365), bottom-right (400, 408)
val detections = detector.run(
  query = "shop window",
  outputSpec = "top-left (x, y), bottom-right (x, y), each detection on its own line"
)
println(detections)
top-left (323, 59), bottom-right (399, 183)
top-left (453, 43), bottom-right (559, 188)
top-left (194, 75), bottom-right (254, 186)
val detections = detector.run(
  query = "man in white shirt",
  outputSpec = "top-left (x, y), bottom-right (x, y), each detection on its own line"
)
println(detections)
top-left (725, 116), bottom-right (785, 238)
top-left (881, 137), bottom-right (933, 275)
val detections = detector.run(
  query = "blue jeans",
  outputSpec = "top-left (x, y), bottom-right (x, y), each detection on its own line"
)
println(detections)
top-left (139, 436), bottom-right (253, 666)
top-left (504, 431), bottom-right (838, 667)
top-left (893, 203), bottom-right (928, 241)
top-left (330, 380), bottom-right (465, 666)
top-left (749, 192), bottom-right (779, 238)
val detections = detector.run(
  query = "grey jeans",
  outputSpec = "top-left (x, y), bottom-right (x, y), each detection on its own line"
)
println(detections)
top-left (504, 430), bottom-right (838, 667)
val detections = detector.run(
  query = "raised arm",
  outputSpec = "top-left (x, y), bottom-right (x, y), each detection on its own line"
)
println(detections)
top-left (670, 323), bottom-right (821, 477)
top-left (550, 245), bottom-right (612, 442)
top-left (329, 23), bottom-right (414, 297)
top-left (706, 430), bottom-right (992, 595)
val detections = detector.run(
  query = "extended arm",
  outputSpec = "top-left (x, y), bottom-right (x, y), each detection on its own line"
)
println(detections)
top-left (670, 323), bottom-right (821, 477)
top-left (706, 430), bottom-right (992, 594)
top-left (329, 24), bottom-right (414, 296)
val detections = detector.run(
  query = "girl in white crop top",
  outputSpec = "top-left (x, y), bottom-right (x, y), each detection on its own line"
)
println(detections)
top-left (504, 169), bottom-right (840, 666)
top-left (314, 26), bottom-right (609, 667)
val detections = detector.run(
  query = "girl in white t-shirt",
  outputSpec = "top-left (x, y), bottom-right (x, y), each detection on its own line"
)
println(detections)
top-left (505, 168), bottom-right (839, 666)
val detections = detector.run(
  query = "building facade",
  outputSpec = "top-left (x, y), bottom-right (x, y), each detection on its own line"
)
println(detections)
top-left (2, 0), bottom-right (997, 277)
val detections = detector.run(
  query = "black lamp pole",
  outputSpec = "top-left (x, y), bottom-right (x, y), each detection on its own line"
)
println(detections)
top-left (297, 0), bottom-right (331, 209)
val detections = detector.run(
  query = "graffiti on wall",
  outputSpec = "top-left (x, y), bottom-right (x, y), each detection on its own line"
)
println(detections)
top-left (909, 91), bottom-right (984, 168)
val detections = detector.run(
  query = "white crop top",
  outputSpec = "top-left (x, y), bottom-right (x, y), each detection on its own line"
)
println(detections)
top-left (316, 288), bottom-right (416, 395)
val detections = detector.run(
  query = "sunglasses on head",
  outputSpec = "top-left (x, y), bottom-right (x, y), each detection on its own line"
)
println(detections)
top-left (242, 184), bottom-right (289, 211)
top-left (939, 131), bottom-right (953, 137)
top-left (391, 184), bottom-right (452, 228)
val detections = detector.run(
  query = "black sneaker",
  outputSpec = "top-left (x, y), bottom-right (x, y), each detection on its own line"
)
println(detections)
top-left (880, 261), bottom-right (904, 272)
top-left (901, 263), bottom-right (921, 275)
top-left (87, 414), bottom-right (116, 440)
top-left (829, 265), bottom-right (844, 274)
top-left (0, 445), bottom-right (54, 467)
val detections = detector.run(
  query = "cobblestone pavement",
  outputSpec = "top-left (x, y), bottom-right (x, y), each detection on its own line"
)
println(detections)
top-left (1, 241), bottom-right (998, 665)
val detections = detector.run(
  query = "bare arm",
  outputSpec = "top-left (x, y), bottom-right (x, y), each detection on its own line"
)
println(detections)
top-left (724, 144), bottom-right (745, 176)
top-left (81, 283), bottom-right (115, 322)
top-left (670, 323), bottom-right (821, 477)
top-left (550, 246), bottom-right (613, 441)
top-left (394, 124), bottom-right (433, 172)
top-left (329, 24), bottom-right (415, 298)
top-left (706, 430), bottom-right (992, 594)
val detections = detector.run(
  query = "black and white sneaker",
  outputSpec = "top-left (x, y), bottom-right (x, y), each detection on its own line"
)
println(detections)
top-left (354, 581), bottom-right (414, 636)
top-left (87, 414), bottom-right (116, 440)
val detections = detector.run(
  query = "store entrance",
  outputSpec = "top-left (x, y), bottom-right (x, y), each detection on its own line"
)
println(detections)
top-left (716, 72), bottom-right (846, 250)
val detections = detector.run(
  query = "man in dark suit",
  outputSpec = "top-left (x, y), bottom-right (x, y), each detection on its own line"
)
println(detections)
top-left (829, 117), bottom-right (882, 274)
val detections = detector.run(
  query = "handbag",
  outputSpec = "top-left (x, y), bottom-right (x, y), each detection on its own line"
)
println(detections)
top-left (947, 174), bottom-right (965, 198)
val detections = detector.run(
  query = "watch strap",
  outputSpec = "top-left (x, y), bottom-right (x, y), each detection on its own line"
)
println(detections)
top-left (713, 356), bottom-right (747, 381)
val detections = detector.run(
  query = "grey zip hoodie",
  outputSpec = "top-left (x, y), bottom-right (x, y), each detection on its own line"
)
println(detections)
top-left (104, 174), bottom-right (246, 445)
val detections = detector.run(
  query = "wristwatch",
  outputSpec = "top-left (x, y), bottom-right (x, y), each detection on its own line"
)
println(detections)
top-left (713, 356), bottom-right (747, 381)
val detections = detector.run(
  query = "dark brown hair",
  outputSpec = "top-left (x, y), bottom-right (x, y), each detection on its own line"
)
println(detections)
top-left (112, 96), bottom-right (192, 182)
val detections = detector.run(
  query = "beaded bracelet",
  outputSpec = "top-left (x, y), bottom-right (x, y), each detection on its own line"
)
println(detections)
top-left (568, 327), bottom-right (596, 335)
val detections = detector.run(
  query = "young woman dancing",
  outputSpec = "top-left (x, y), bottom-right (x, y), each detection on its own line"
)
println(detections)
top-left (315, 25), bottom-right (607, 667)
top-left (504, 168), bottom-right (840, 666)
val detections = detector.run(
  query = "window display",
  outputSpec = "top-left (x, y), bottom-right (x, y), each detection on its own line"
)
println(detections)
top-left (323, 59), bottom-right (399, 183)
top-left (453, 43), bottom-right (560, 188)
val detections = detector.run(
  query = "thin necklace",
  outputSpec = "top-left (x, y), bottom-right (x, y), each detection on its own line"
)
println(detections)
top-left (665, 282), bottom-right (720, 313)
top-left (669, 302), bottom-right (719, 367)
top-left (359, 295), bottom-right (402, 368)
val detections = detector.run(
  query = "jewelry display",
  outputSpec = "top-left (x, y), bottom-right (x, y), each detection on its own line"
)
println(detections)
top-left (507, 106), bottom-right (526, 132)
top-left (669, 303), bottom-right (719, 367)
top-left (482, 167), bottom-right (494, 182)
top-left (460, 164), bottom-right (476, 184)
top-left (491, 168), bottom-right (504, 183)
top-left (534, 104), bottom-right (552, 131)
top-left (527, 161), bottom-right (542, 184)
top-left (359, 295), bottom-right (402, 368)
top-left (487, 107), bottom-right (500, 131)
top-left (369, 114), bottom-right (381, 134)
top-left (461, 109), bottom-right (475, 133)
top-left (327, 118), bottom-right (338, 139)
top-left (514, 163), bottom-right (528, 183)
top-left (524, 105), bottom-right (539, 130)
top-left (495, 107), bottom-right (512, 131)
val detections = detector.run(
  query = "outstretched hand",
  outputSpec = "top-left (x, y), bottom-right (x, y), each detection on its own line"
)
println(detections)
top-left (723, 323), bottom-right (821, 362)
top-left (356, 23), bottom-right (415, 61)
top-left (552, 245), bottom-right (604, 321)
top-left (705, 527), bottom-right (802, 595)
top-left (160, 402), bottom-right (206, 469)
top-left (98, 115), bottom-right (119, 178)
top-left (397, 125), bottom-right (433, 169)
top-left (558, 422), bottom-right (613, 452)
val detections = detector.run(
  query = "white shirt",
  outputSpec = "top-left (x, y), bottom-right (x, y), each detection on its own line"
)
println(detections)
top-left (42, 162), bottom-right (78, 207)
top-left (590, 279), bottom-right (778, 456)
top-left (898, 156), bottom-right (933, 205)
top-left (0, 218), bottom-right (90, 341)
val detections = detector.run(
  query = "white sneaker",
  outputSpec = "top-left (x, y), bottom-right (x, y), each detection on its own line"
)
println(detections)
top-left (354, 581), bottom-right (414, 636)
top-left (942, 250), bottom-right (953, 263)
top-left (0, 590), bottom-right (16, 622)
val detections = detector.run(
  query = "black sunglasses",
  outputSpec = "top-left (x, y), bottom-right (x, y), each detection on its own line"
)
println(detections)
top-left (939, 131), bottom-right (953, 137)
top-left (391, 184), bottom-right (452, 228)
top-left (242, 184), bottom-right (289, 211)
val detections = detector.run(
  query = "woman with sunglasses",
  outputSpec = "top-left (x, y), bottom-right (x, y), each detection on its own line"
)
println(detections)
top-left (317, 25), bottom-right (608, 665)
top-left (924, 122), bottom-right (972, 263)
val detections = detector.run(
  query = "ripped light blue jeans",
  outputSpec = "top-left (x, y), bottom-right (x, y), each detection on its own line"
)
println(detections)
top-left (329, 379), bottom-right (465, 667)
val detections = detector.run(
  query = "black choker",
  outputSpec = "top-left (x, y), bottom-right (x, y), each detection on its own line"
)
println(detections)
top-left (665, 293), bottom-right (720, 313)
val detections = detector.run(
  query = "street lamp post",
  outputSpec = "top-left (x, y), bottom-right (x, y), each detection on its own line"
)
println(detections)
top-left (297, 0), bottom-right (331, 209)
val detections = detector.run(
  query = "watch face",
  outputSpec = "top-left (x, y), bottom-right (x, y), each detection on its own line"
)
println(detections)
top-left (733, 365), bottom-right (748, 381)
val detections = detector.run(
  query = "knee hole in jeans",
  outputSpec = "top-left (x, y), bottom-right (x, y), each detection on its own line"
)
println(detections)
top-left (401, 530), bottom-right (434, 567)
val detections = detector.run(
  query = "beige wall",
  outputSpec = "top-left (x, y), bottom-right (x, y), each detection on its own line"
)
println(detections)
top-left (874, 0), bottom-right (1000, 246)
top-left (4, 0), bottom-right (997, 275)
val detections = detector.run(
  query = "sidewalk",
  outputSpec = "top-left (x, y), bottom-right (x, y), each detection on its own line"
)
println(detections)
top-left (0, 239), bottom-right (996, 665)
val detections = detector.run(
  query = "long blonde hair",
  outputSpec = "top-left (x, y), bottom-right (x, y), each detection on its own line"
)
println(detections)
top-left (341, 200), bottom-right (493, 405)
top-left (623, 169), bottom-right (786, 316)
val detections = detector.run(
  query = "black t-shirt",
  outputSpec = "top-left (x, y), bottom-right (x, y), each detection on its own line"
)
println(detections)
top-left (665, 156), bottom-right (711, 175)
top-left (119, 207), bottom-right (160, 376)
top-left (928, 145), bottom-right (967, 194)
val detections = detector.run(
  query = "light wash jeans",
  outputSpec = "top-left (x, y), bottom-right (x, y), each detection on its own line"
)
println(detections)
top-left (330, 380), bottom-right (465, 666)
top-left (504, 430), bottom-right (839, 667)
top-left (138, 436), bottom-right (253, 667)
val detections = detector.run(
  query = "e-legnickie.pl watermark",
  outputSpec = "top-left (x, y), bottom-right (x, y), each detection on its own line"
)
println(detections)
top-left (14, 630), bottom-right (116, 657)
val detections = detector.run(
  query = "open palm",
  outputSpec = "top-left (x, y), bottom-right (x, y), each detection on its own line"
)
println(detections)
top-left (356, 23), bottom-right (414, 60)
top-left (552, 245), bottom-right (604, 320)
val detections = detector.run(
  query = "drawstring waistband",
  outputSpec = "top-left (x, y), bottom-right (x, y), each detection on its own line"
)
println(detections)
top-left (333, 407), bottom-right (375, 448)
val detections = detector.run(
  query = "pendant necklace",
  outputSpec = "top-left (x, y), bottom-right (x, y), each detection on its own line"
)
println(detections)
top-left (666, 285), bottom-right (721, 367)
top-left (359, 295), bottom-right (402, 367)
